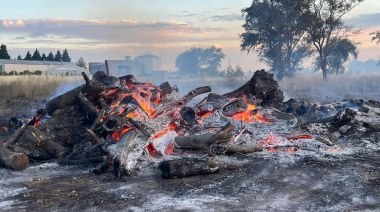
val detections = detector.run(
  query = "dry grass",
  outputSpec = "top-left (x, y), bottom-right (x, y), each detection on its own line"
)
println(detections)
top-left (279, 73), bottom-right (380, 101)
top-left (0, 75), bottom-right (84, 101)
top-left (0, 76), bottom-right (85, 118)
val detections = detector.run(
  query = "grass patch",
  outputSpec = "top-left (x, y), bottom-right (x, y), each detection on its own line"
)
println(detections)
top-left (0, 75), bottom-right (84, 101)
top-left (279, 73), bottom-right (380, 101)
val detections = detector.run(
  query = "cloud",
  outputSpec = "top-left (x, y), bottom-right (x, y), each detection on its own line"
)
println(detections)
top-left (0, 18), bottom-right (231, 44)
top-left (14, 36), bottom-right (26, 39)
top-left (201, 13), bottom-right (243, 22)
top-left (345, 13), bottom-right (380, 28)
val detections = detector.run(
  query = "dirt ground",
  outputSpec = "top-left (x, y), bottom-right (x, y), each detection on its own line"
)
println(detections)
top-left (0, 100), bottom-right (380, 212)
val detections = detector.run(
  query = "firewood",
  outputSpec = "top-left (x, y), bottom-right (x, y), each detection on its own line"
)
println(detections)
top-left (86, 128), bottom-right (108, 153)
top-left (177, 86), bottom-right (211, 105)
top-left (224, 143), bottom-right (263, 155)
top-left (75, 91), bottom-right (98, 122)
top-left (174, 122), bottom-right (233, 156)
top-left (0, 147), bottom-right (29, 171)
top-left (91, 109), bottom-right (105, 131)
top-left (3, 123), bottom-right (27, 148)
top-left (158, 157), bottom-right (219, 179)
top-left (7, 145), bottom-right (54, 161)
top-left (222, 69), bottom-right (284, 109)
top-left (22, 126), bottom-right (68, 158)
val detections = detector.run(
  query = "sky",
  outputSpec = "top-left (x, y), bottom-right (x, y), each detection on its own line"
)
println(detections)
top-left (1, 0), bottom-right (380, 71)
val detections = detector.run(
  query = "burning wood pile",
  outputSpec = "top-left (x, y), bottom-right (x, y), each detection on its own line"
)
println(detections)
top-left (0, 70), bottom-right (379, 179)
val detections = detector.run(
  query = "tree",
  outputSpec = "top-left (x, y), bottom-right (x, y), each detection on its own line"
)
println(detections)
top-left (226, 65), bottom-right (245, 78)
top-left (62, 49), bottom-right (71, 62)
top-left (0, 44), bottom-right (11, 59)
top-left (17, 55), bottom-right (23, 60)
top-left (322, 37), bottom-right (358, 74)
top-left (47, 51), bottom-right (55, 61)
top-left (54, 50), bottom-right (62, 62)
top-left (175, 46), bottom-right (225, 77)
top-left (304, 0), bottom-right (364, 80)
top-left (240, 0), bottom-right (311, 80)
top-left (24, 51), bottom-right (32, 60)
top-left (41, 53), bottom-right (47, 61)
top-left (76, 57), bottom-right (87, 69)
top-left (370, 30), bottom-right (380, 64)
top-left (32, 48), bottom-right (42, 61)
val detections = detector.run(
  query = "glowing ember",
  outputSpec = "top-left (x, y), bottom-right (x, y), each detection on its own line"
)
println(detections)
top-left (231, 103), bottom-right (269, 123)
top-left (111, 127), bottom-right (132, 141)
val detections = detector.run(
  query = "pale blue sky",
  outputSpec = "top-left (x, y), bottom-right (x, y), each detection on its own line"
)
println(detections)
top-left (1, 0), bottom-right (379, 71)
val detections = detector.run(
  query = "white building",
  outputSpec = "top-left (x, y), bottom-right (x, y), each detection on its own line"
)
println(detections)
top-left (0, 59), bottom-right (89, 76)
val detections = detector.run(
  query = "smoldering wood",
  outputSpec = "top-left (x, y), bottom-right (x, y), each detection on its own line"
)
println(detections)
top-left (329, 108), bottom-right (357, 132)
top-left (180, 107), bottom-right (196, 125)
top-left (91, 109), bottom-right (105, 131)
top-left (86, 128), bottom-right (108, 154)
top-left (7, 145), bottom-right (54, 161)
top-left (127, 118), bottom-right (151, 137)
top-left (75, 91), bottom-right (98, 122)
top-left (0, 147), bottom-right (29, 171)
top-left (174, 122), bottom-right (233, 156)
top-left (158, 157), bottom-right (219, 179)
top-left (222, 69), bottom-right (284, 109)
top-left (198, 103), bottom-right (214, 116)
top-left (46, 71), bottom-right (120, 116)
top-left (224, 143), bottom-right (263, 155)
top-left (177, 86), bottom-right (211, 105)
top-left (3, 124), bottom-right (27, 148)
top-left (21, 126), bottom-right (68, 158)
top-left (221, 97), bottom-right (248, 117)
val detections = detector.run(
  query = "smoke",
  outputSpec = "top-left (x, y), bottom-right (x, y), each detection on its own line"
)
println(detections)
top-left (49, 80), bottom-right (84, 100)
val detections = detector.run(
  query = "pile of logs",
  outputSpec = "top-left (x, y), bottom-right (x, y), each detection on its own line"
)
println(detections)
top-left (0, 70), bottom-right (283, 177)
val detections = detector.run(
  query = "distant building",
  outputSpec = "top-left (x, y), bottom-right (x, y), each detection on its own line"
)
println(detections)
top-left (134, 54), bottom-right (161, 76)
top-left (45, 63), bottom-right (91, 76)
top-left (0, 59), bottom-right (67, 73)
top-left (89, 54), bottom-right (161, 77)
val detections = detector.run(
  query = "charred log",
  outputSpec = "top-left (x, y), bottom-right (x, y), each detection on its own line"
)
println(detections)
top-left (21, 126), bottom-right (68, 158)
top-left (221, 97), bottom-right (248, 117)
top-left (175, 122), bottom-right (233, 156)
top-left (0, 147), bottom-right (29, 171)
top-left (177, 86), bottom-right (211, 105)
top-left (158, 157), bottom-right (219, 179)
top-left (223, 69), bottom-right (284, 109)
top-left (75, 91), bottom-right (98, 122)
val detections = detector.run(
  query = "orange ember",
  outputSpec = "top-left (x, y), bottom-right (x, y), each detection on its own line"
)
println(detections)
top-left (111, 127), bottom-right (132, 141)
top-left (231, 103), bottom-right (268, 123)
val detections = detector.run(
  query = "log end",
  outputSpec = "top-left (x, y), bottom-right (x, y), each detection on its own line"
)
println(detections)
top-left (10, 153), bottom-right (29, 171)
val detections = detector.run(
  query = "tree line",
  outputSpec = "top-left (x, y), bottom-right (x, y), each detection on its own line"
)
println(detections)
top-left (0, 45), bottom-right (71, 62)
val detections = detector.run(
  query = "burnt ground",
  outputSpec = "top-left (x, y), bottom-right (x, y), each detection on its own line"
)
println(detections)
top-left (0, 151), bottom-right (379, 212)
top-left (0, 99), bottom-right (380, 212)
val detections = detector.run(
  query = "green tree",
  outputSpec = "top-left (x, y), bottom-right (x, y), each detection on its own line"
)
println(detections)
top-left (175, 46), bottom-right (225, 77)
top-left (54, 50), bottom-right (62, 62)
top-left (0, 44), bottom-right (11, 59)
top-left (47, 51), bottom-right (54, 61)
top-left (17, 55), bottom-right (23, 60)
top-left (76, 57), bottom-right (87, 69)
top-left (240, 0), bottom-right (311, 80)
top-left (24, 51), bottom-right (32, 60)
top-left (32, 48), bottom-right (42, 61)
top-left (41, 53), bottom-right (47, 61)
top-left (304, 0), bottom-right (363, 80)
top-left (62, 49), bottom-right (71, 62)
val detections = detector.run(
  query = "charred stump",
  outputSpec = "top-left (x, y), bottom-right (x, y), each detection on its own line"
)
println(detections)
top-left (223, 69), bottom-right (284, 109)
